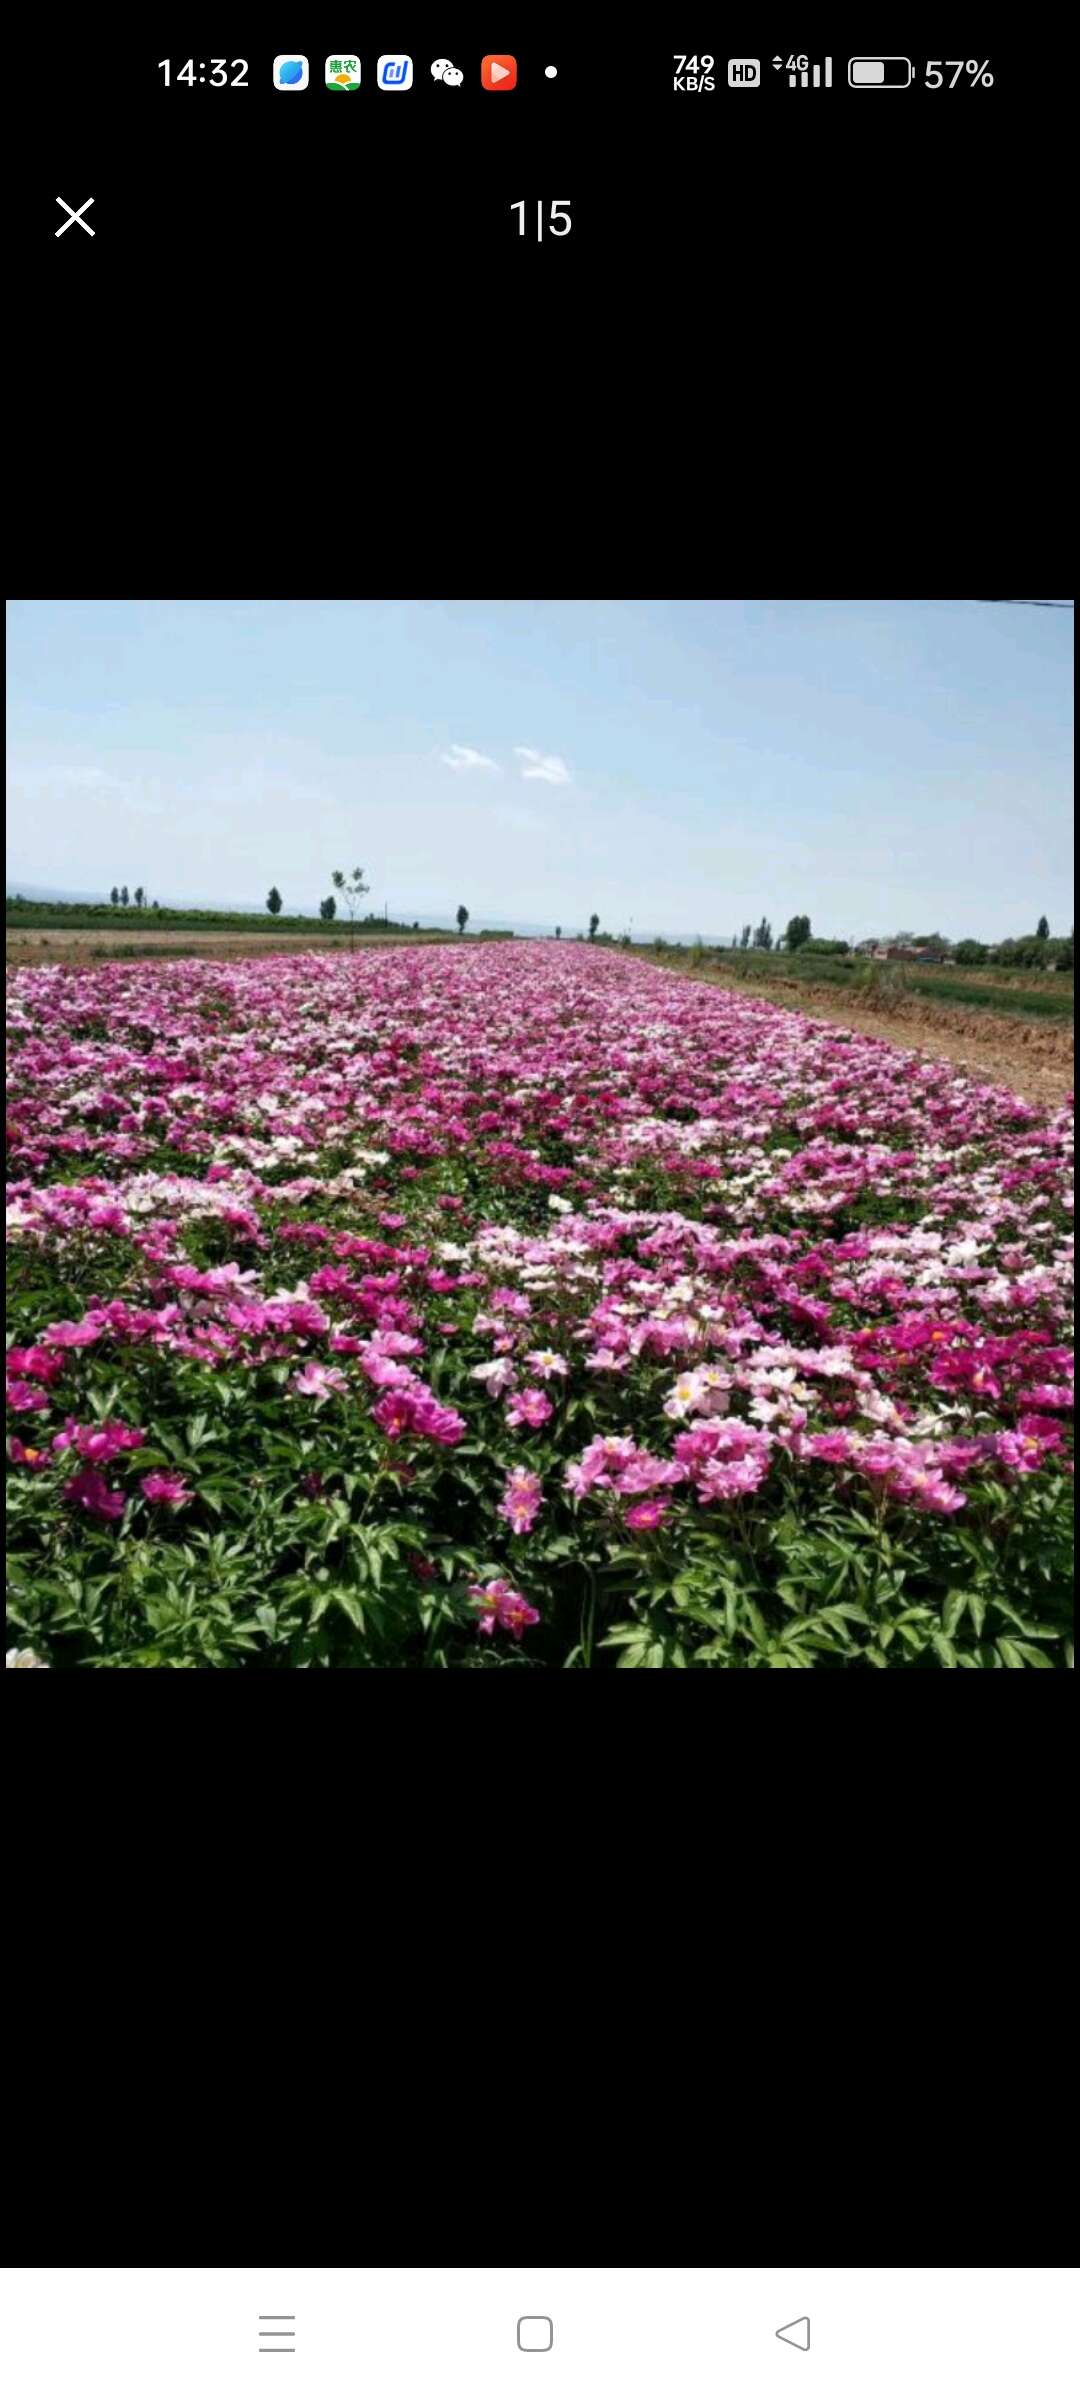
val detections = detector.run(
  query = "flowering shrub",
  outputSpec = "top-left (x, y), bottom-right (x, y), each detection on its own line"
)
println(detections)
top-left (6, 944), bottom-right (1073, 1668)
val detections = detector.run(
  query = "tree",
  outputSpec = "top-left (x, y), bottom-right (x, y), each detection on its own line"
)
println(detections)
top-left (267, 887), bottom-right (283, 915)
top-left (456, 904), bottom-right (469, 934)
top-left (953, 939), bottom-right (988, 966)
top-left (785, 913), bottom-right (811, 951)
top-left (133, 885), bottom-right (145, 909)
top-left (554, 925), bottom-right (562, 939)
top-left (319, 895), bottom-right (336, 921)
top-left (120, 885), bottom-right (129, 907)
top-left (753, 917), bottom-right (773, 950)
top-left (739, 923), bottom-right (752, 949)
top-left (110, 886), bottom-right (120, 906)
top-left (331, 866), bottom-right (370, 945)
top-left (588, 912), bottom-right (600, 941)
top-left (1037, 915), bottom-right (1050, 940)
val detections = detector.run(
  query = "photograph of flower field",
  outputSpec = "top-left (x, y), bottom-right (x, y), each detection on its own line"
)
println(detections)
top-left (6, 600), bottom-right (1073, 1666)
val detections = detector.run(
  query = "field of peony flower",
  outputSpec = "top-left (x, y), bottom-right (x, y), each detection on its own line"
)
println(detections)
top-left (6, 944), bottom-right (1074, 1667)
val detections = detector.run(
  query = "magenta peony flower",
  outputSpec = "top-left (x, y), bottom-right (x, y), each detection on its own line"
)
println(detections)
top-left (408, 1396), bottom-right (466, 1445)
top-left (372, 1391), bottom-right (415, 1439)
top-left (467, 1578), bottom-right (542, 1638)
top-left (8, 1437), bottom-right (50, 1470)
top-left (140, 1470), bottom-right (193, 1507)
top-left (64, 1467), bottom-right (126, 1520)
top-left (52, 1418), bottom-right (145, 1464)
top-left (624, 1497), bottom-right (671, 1532)
top-left (6, 1380), bottom-right (51, 1413)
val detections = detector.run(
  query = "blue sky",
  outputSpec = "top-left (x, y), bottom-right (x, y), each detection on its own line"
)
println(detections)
top-left (5, 599), bottom-right (1073, 939)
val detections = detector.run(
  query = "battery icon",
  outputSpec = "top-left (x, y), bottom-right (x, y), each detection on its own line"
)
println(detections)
top-left (848, 57), bottom-right (912, 87)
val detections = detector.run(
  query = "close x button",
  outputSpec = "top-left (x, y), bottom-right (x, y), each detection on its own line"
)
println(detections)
top-left (55, 195), bottom-right (95, 237)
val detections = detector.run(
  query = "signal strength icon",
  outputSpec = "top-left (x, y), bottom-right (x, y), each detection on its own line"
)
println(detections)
top-left (772, 54), bottom-right (832, 86)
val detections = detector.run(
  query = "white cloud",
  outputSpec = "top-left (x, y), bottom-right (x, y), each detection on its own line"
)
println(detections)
top-left (514, 746), bottom-right (571, 785)
top-left (441, 743), bottom-right (500, 773)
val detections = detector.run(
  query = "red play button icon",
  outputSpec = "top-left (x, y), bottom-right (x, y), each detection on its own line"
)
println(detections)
top-left (481, 54), bottom-right (517, 89)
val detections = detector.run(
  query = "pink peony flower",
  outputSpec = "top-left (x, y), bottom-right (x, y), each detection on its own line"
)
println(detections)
top-left (140, 1470), bottom-right (193, 1507)
top-left (467, 1577), bottom-right (542, 1638)
top-left (624, 1498), bottom-right (671, 1532)
top-left (806, 1429), bottom-right (856, 1463)
top-left (696, 1451), bottom-right (770, 1501)
top-left (524, 1349), bottom-right (569, 1380)
top-left (52, 1418), bottom-right (145, 1464)
top-left (498, 1465), bottom-right (544, 1534)
top-left (372, 1391), bottom-right (415, 1440)
top-left (505, 1386), bottom-right (554, 1430)
top-left (613, 1452), bottom-right (686, 1494)
top-left (408, 1395), bottom-right (467, 1445)
top-left (1016, 1412), bottom-right (1066, 1454)
top-left (6, 1346), bottom-right (65, 1386)
top-left (292, 1362), bottom-right (349, 1399)
top-left (64, 1467), bottom-right (126, 1520)
top-left (893, 1467), bottom-right (967, 1514)
top-left (6, 1380), bottom-right (51, 1413)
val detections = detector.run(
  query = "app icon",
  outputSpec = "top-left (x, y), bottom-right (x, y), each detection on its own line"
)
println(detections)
top-left (273, 55), bottom-right (309, 89)
top-left (324, 55), bottom-right (361, 92)
top-left (377, 54), bottom-right (414, 90)
top-left (431, 59), bottom-right (464, 86)
top-left (481, 55), bottom-right (517, 90)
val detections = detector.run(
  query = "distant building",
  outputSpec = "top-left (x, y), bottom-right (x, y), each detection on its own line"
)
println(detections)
top-left (859, 934), bottom-right (951, 963)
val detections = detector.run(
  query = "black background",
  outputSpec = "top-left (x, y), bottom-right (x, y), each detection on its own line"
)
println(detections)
top-left (10, 30), bottom-right (1071, 590)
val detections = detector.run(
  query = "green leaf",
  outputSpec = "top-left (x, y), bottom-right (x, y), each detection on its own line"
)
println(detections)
top-left (941, 1591), bottom-right (966, 1639)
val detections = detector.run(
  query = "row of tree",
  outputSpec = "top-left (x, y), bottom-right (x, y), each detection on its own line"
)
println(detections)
top-left (105, 882), bottom-right (1070, 968)
top-left (268, 872), bottom-right (472, 937)
top-left (952, 928), bottom-right (1072, 969)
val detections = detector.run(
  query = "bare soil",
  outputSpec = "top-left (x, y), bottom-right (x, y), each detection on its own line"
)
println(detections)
top-left (6, 928), bottom-right (452, 964)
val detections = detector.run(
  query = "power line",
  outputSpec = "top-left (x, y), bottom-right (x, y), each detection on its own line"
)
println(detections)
top-left (977, 598), bottom-right (1073, 608)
